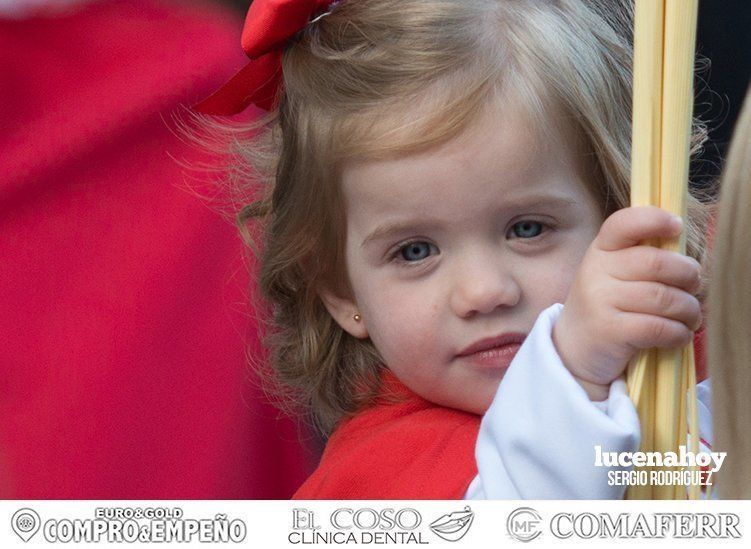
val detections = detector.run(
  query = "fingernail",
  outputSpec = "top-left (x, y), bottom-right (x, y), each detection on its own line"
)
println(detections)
top-left (671, 215), bottom-right (683, 231)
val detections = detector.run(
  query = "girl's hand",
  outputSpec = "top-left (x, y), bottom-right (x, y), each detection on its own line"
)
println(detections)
top-left (552, 206), bottom-right (702, 401)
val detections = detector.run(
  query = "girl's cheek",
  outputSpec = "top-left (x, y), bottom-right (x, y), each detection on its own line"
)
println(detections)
top-left (537, 267), bottom-right (576, 306)
top-left (374, 305), bottom-right (436, 351)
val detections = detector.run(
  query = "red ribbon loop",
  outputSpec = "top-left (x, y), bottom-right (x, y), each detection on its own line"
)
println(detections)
top-left (194, 0), bottom-right (334, 114)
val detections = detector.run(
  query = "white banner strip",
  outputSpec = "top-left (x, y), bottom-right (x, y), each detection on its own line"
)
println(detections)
top-left (1, 500), bottom-right (748, 548)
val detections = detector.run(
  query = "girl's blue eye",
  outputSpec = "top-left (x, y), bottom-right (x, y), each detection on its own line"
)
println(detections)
top-left (510, 220), bottom-right (544, 238)
top-left (399, 241), bottom-right (435, 261)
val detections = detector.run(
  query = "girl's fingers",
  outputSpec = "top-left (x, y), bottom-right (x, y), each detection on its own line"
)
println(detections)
top-left (613, 281), bottom-right (702, 331)
top-left (595, 206), bottom-right (683, 252)
top-left (607, 246), bottom-right (701, 293)
top-left (616, 311), bottom-right (696, 350)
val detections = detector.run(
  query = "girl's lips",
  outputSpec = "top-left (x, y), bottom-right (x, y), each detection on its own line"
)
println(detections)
top-left (456, 333), bottom-right (526, 369)
top-left (458, 342), bottom-right (523, 369)
top-left (457, 333), bottom-right (526, 356)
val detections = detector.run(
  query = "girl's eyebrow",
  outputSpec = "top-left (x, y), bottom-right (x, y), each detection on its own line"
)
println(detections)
top-left (502, 194), bottom-right (581, 212)
top-left (360, 193), bottom-right (581, 248)
top-left (361, 221), bottom-right (440, 249)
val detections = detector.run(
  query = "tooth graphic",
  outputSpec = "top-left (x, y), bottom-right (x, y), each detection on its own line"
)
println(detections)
top-left (429, 506), bottom-right (475, 542)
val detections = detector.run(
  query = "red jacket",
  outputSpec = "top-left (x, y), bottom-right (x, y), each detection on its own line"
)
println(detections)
top-left (294, 371), bottom-right (479, 499)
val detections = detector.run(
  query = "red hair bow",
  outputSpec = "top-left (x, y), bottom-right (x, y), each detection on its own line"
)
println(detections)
top-left (195, 0), bottom-right (334, 114)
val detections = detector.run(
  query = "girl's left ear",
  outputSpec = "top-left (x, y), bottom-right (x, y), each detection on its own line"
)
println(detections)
top-left (318, 289), bottom-right (369, 339)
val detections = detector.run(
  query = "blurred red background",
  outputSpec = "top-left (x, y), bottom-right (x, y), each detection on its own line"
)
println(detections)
top-left (0, 0), bottom-right (315, 498)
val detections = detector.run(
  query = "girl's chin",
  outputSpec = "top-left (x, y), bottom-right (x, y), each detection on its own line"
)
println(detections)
top-left (440, 383), bottom-right (499, 416)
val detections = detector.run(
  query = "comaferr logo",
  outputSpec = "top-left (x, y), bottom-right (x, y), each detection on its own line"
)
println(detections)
top-left (550, 512), bottom-right (742, 539)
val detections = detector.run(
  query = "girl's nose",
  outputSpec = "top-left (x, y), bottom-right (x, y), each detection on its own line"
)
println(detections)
top-left (449, 260), bottom-right (522, 319)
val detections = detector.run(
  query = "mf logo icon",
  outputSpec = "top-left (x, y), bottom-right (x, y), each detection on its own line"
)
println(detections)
top-left (506, 507), bottom-right (542, 542)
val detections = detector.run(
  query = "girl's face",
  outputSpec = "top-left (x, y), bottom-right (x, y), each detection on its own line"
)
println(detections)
top-left (322, 101), bottom-right (604, 414)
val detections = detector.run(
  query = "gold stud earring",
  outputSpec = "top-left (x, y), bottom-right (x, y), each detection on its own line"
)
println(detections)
top-left (353, 314), bottom-right (361, 322)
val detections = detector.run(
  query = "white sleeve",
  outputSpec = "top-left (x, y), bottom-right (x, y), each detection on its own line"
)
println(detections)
top-left (695, 378), bottom-right (712, 448)
top-left (464, 303), bottom-right (641, 499)
top-left (691, 379), bottom-right (717, 499)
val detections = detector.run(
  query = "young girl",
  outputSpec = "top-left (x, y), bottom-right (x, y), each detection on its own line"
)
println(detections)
top-left (197, 0), bottom-right (713, 498)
